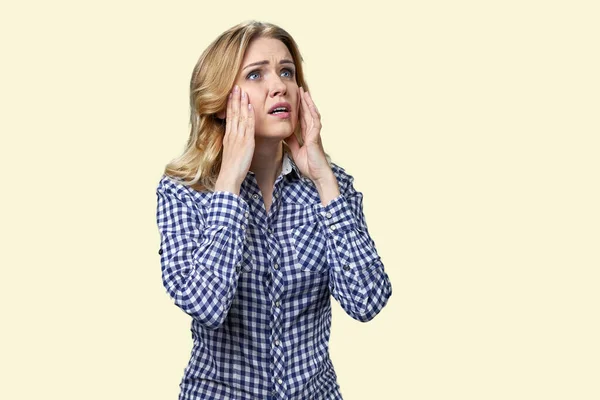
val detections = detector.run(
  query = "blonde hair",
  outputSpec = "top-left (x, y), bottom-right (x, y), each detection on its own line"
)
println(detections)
top-left (163, 20), bottom-right (329, 192)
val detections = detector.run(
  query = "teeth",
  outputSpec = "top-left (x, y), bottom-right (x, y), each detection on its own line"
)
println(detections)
top-left (271, 107), bottom-right (288, 113)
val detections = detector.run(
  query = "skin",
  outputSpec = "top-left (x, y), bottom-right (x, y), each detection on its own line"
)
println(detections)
top-left (215, 37), bottom-right (339, 209)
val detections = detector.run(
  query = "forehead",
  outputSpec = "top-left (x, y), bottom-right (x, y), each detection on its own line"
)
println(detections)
top-left (242, 37), bottom-right (293, 62)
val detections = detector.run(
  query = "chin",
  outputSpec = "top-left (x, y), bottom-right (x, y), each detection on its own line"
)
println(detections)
top-left (256, 124), bottom-right (296, 139)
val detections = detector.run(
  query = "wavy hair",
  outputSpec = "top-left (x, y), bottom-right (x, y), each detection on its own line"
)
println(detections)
top-left (163, 20), bottom-right (330, 192)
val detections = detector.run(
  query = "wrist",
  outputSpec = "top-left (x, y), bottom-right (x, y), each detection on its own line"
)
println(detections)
top-left (313, 172), bottom-right (336, 189)
top-left (215, 175), bottom-right (241, 195)
top-left (313, 173), bottom-right (340, 206)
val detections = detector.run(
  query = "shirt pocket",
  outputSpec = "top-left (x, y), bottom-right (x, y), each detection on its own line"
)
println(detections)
top-left (238, 249), bottom-right (254, 273)
top-left (334, 227), bottom-right (380, 271)
top-left (291, 219), bottom-right (329, 274)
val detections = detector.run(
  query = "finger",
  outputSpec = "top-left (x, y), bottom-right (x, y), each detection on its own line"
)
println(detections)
top-left (300, 111), bottom-right (306, 139)
top-left (230, 85), bottom-right (240, 137)
top-left (239, 89), bottom-right (248, 136)
top-left (298, 88), bottom-right (307, 138)
top-left (246, 102), bottom-right (254, 139)
top-left (302, 89), bottom-right (322, 136)
top-left (300, 87), bottom-right (311, 128)
top-left (296, 87), bottom-right (302, 117)
top-left (225, 91), bottom-right (233, 138)
top-left (304, 90), bottom-right (321, 120)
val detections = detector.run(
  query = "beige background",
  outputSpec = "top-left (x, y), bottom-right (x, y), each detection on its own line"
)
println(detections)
top-left (2, 0), bottom-right (599, 399)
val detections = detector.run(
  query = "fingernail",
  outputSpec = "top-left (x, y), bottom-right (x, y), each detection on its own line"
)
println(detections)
top-left (234, 85), bottom-right (239, 92)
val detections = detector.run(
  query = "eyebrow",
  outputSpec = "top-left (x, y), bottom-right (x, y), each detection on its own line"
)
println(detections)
top-left (242, 59), bottom-right (295, 71)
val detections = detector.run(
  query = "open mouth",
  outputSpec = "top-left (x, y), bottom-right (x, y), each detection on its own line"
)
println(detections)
top-left (269, 107), bottom-right (289, 115)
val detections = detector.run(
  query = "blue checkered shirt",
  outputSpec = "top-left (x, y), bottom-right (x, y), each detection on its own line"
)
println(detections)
top-left (155, 150), bottom-right (392, 400)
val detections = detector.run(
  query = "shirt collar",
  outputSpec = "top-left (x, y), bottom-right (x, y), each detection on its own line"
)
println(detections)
top-left (282, 145), bottom-right (302, 179)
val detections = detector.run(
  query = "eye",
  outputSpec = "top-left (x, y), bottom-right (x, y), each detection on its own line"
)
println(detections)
top-left (246, 69), bottom-right (261, 80)
top-left (281, 68), bottom-right (295, 78)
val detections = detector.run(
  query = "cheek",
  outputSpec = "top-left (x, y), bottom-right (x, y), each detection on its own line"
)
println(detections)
top-left (244, 91), bottom-right (258, 110)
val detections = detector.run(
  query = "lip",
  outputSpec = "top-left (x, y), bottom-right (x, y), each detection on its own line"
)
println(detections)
top-left (268, 102), bottom-right (292, 115)
top-left (269, 111), bottom-right (291, 119)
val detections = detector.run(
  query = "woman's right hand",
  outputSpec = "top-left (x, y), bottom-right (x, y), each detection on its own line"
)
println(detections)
top-left (215, 85), bottom-right (255, 195)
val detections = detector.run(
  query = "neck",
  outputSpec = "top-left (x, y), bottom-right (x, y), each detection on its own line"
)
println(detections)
top-left (250, 139), bottom-right (284, 184)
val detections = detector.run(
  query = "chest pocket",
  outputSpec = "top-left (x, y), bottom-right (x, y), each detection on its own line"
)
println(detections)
top-left (237, 250), bottom-right (254, 273)
top-left (291, 220), bottom-right (328, 273)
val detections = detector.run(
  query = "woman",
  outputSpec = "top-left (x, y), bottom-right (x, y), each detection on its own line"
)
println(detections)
top-left (156, 20), bottom-right (392, 400)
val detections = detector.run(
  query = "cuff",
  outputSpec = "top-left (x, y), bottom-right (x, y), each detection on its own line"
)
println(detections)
top-left (312, 194), bottom-right (357, 238)
top-left (206, 191), bottom-right (251, 233)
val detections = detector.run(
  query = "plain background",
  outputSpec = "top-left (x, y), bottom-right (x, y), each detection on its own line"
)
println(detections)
top-left (2, 1), bottom-right (599, 399)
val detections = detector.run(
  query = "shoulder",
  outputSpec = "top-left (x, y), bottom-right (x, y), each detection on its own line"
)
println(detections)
top-left (156, 174), bottom-right (211, 208)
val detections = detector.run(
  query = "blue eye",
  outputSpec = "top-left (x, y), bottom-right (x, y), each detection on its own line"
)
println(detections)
top-left (246, 68), bottom-right (295, 81)
top-left (246, 70), bottom-right (260, 80)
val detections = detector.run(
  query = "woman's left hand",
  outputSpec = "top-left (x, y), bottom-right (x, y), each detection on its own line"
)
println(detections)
top-left (285, 87), bottom-right (333, 182)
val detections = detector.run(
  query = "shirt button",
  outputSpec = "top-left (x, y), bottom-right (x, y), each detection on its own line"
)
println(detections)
top-left (274, 301), bottom-right (280, 307)
top-left (244, 211), bottom-right (249, 218)
top-left (343, 264), bottom-right (351, 271)
top-left (330, 224), bottom-right (336, 231)
top-left (252, 194), bottom-right (259, 200)
top-left (277, 378), bottom-right (283, 384)
top-left (273, 263), bottom-right (279, 270)
top-left (325, 212), bottom-right (332, 218)
top-left (274, 339), bottom-right (280, 346)
top-left (268, 228), bottom-right (273, 234)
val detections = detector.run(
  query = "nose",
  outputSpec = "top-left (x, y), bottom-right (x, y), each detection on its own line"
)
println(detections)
top-left (269, 74), bottom-right (287, 98)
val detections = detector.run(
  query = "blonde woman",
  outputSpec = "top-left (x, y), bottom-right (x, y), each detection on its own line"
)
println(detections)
top-left (155, 20), bottom-right (392, 400)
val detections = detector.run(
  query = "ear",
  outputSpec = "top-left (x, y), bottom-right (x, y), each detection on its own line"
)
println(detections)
top-left (216, 109), bottom-right (226, 119)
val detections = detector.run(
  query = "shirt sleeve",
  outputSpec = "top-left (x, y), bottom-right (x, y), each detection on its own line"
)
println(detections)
top-left (311, 167), bottom-right (392, 322)
top-left (156, 181), bottom-right (250, 330)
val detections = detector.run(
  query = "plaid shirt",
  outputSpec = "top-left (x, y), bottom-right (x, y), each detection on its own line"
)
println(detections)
top-left (156, 149), bottom-right (392, 400)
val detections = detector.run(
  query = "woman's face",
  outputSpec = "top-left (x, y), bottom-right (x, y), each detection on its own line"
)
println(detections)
top-left (233, 37), bottom-right (299, 141)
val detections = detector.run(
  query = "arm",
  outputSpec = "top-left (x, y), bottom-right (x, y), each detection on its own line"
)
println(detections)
top-left (156, 180), bottom-right (250, 330)
top-left (312, 166), bottom-right (393, 322)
